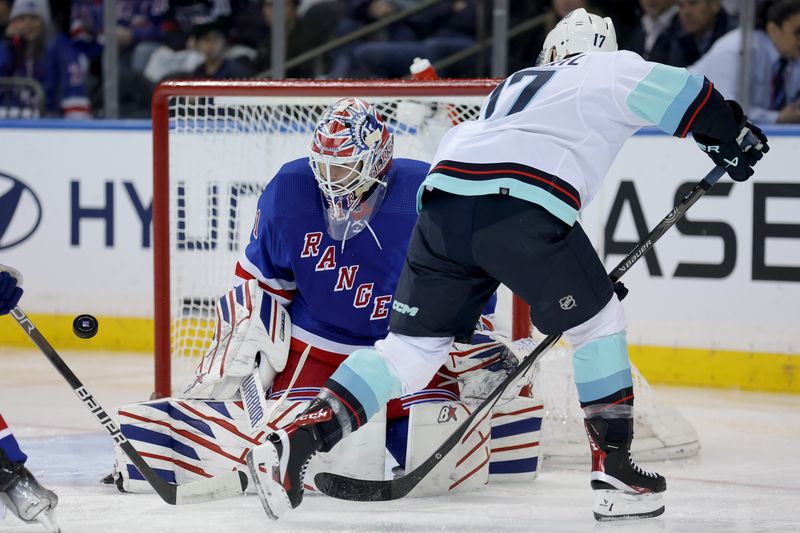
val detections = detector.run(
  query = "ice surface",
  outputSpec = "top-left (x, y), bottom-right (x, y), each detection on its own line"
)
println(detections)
top-left (1, 349), bottom-right (798, 533)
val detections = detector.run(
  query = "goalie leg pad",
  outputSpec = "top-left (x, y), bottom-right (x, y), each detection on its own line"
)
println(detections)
top-left (489, 394), bottom-right (543, 483)
top-left (113, 397), bottom-right (386, 494)
top-left (113, 397), bottom-right (265, 493)
top-left (402, 401), bottom-right (491, 496)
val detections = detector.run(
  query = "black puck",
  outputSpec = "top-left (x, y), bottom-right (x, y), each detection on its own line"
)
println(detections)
top-left (73, 314), bottom-right (99, 339)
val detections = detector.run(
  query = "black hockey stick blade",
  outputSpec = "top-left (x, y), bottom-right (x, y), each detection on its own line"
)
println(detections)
top-left (7, 304), bottom-right (248, 505)
top-left (315, 333), bottom-right (562, 501)
top-left (315, 164), bottom-right (728, 502)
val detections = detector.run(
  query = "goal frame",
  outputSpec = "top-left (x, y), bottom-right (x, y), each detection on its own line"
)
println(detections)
top-left (151, 79), bottom-right (532, 398)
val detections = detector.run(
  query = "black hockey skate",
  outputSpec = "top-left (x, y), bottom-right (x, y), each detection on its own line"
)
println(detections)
top-left (585, 417), bottom-right (666, 521)
top-left (0, 460), bottom-right (60, 532)
top-left (247, 399), bottom-right (330, 520)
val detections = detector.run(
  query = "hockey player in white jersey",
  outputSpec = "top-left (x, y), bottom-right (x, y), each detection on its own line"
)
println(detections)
top-left (247, 8), bottom-right (769, 522)
top-left (0, 271), bottom-right (60, 532)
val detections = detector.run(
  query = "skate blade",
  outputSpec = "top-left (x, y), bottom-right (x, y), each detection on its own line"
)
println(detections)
top-left (36, 508), bottom-right (60, 533)
top-left (246, 443), bottom-right (291, 521)
top-left (0, 492), bottom-right (60, 532)
top-left (592, 489), bottom-right (664, 521)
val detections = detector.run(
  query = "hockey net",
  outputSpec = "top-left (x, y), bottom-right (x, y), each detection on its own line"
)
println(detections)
top-left (152, 80), bottom-right (699, 463)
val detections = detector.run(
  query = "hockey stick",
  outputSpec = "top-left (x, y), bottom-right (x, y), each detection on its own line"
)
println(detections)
top-left (6, 304), bottom-right (248, 505)
top-left (314, 165), bottom-right (728, 501)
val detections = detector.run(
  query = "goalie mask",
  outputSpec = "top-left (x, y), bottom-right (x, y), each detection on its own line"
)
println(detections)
top-left (537, 8), bottom-right (617, 66)
top-left (309, 97), bottom-right (394, 241)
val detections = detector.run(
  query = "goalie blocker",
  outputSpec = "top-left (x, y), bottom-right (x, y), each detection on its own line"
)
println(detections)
top-left (110, 283), bottom-right (543, 494)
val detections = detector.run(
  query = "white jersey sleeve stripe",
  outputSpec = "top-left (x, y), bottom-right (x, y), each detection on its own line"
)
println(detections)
top-left (234, 259), bottom-right (296, 306)
top-left (234, 255), bottom-right (297, 291)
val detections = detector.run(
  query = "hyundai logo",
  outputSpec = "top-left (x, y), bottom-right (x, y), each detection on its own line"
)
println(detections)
top-left (0, 171), bottom-right (42, 250)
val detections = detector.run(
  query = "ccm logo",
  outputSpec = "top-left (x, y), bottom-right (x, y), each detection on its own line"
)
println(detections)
top-left (392, 301), bottom-right (418, 317)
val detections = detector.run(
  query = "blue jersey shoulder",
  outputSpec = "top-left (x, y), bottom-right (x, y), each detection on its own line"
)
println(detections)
top-left (380, 158), bottom-right (429, 216)
top-left (259, 157), bottom-right (321, 220)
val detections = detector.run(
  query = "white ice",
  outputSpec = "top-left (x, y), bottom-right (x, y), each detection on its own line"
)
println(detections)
top-left (1, 349), bottom-right (799, 533)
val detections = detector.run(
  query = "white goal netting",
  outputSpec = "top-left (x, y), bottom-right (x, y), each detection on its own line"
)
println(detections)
top-left (156, 82), bottom-right (699, 464)
top-left (529, 339), bottom-right (700, 463)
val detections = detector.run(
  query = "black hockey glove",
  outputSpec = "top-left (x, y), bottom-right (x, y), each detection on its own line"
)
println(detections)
top-left (694, 101), bottom-right (769, 182)
top-left (0, 271), bottom-right (23, 315)
top-left (613, 281), bottom-right (628, 301)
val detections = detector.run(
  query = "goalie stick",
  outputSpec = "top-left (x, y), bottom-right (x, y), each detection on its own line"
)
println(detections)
top-left (314, 164), bottom-right (728, 502)
top-left (5, 301), bottom-right (248, 505)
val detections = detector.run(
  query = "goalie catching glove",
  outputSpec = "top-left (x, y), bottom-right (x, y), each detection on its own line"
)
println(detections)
top-left (694, 101), bottom-right (769, 182)
top-left (446, 334), bottom-right (521, 402)
top-left (184, 280), bottom-right (290, 399)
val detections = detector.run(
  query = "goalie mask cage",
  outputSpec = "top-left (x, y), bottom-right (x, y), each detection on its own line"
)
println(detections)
top-left (152, 80), bottom-right (699, 463)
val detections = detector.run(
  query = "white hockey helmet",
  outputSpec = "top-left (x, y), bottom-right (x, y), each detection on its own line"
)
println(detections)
top-left (538, 8), bottom-right (618, 65)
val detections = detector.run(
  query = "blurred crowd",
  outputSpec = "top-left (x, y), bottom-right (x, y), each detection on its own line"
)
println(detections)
top-left (0, 0), bottom-right (799, 123)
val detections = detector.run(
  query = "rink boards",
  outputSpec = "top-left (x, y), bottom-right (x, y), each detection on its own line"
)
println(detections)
top-left (0, 120), bottom-right (798, 392)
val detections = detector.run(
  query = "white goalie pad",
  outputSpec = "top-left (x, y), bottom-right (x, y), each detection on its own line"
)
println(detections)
top-left (111, 397), bottom-right (385, 494)
top-left (403, 401), bottom-right (492, 496)
top-left (400, 396), bottom-right (543, 496)
top-left (444, 332), bottom-right (543, 484)
top-left (488, 394), bottom-right (543, 483)
top-left (183, 280), bottom-right (290, 399)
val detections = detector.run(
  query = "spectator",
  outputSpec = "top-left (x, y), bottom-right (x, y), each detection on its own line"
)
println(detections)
top-left (625, 0), bottom-right (682, 62)
top-left (344, 0), bottom-right (477, 78)
top-left (70, 1), bottom-right (166, 60)
top-left (345, 0), bottom-right (420, 41)
top-left (67, 1), bottom-right (169, 117)
top-left (509, 0), bottom-right (592, 73)
top-left (189, 18), bottom-right (253, 79)
top-left (0, 0), bottom-right (10, 35)
top-left (592, 0), bottom-right (641, 42)
top-left (255, 0), bottom-right (344, 77)
top-left (140, 1), bottom-right (237, 84)
top-left (160, 0), bottom-right (232, 51)
top-left (0, 0), bottom-right (91, 117)
top-left (228, 0), bottom-right (267, 51)
top-left (328, 0), bottom-right (427, 78)
top-left (691, 0), bottom-right (800, 124)
top-left (667, 0), bottom-right (737, 66)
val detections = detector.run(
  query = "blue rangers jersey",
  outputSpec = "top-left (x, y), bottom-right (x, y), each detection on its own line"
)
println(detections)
top-left (0, 33), bottom-right (91, 117)
top-left (235, 157), bottom-right (429, 354)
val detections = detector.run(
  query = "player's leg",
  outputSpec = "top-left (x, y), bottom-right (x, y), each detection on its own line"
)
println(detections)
top-left (248, 191), bottom-right (498, 519)
top-left (564, 299), bottom-right (665, 520)
top-left (0, 414), bottom-right (59, 532)
top-left (472, 197), bottom-right (665, 520)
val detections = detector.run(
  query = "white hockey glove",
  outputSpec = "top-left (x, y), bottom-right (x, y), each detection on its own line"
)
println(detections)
top-left (446, 333), bottom-right (522, 402)
top-left (183, 280), bottom-right (290, 400)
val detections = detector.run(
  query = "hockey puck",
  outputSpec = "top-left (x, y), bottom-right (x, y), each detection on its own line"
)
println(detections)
top-left (73, 314), bottom-right (99, 339)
